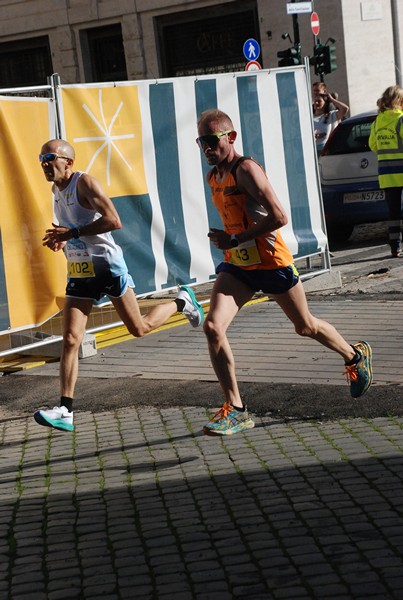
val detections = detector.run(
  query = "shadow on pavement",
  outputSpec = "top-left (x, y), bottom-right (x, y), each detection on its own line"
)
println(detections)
top-left (2, 446), bottom-right (402, 599)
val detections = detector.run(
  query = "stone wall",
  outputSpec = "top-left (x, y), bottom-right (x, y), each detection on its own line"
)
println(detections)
top-left (0, 0), bottom-right (399, 114)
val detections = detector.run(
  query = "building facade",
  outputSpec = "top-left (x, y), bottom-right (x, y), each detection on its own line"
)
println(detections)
top-left (0, 0), bottom-right (401, 115)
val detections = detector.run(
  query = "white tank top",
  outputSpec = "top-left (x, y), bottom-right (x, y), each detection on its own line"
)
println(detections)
top-left (53, 171), bottom-right (128, 279)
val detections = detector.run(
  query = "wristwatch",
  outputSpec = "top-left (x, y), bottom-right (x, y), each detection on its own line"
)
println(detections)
top-left (230, 234), bottom-right (239, 248)
top-left (70, 227), bottom-right (81, 239)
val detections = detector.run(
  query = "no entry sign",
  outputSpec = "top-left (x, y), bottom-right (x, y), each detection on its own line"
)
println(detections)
top-left (245, 60), bottom-right (262, 71)
top-left (311, 11), bottom-right (320, 36)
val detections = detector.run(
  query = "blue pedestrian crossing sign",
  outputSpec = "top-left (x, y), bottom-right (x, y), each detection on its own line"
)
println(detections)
top-left (243, 38), bottom-right (260, 62)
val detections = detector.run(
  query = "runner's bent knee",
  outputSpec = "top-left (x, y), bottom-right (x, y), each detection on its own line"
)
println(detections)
top-left (203, 316), bottom-right (228, 342)
top-left (63, 329), bottom-right (84, 350)
top-left (294, 317), bottom-right (318, 338)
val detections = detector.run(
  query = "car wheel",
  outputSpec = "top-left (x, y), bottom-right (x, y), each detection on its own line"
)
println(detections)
top-left (326, 223), bottom-right (354, 243)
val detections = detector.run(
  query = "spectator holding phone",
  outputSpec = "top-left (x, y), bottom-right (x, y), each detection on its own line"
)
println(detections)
top-left (312, 81), bottom-right (349, 156)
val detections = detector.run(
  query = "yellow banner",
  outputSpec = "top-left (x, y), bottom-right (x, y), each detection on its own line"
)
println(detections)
top-left (0, 97), bottom-right (66, 330)
top-left (61, 86), bottom-right (148, 197)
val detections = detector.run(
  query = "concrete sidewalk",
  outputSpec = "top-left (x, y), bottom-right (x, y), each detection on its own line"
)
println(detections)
top-left (20, 297), bottom-right (403, 389)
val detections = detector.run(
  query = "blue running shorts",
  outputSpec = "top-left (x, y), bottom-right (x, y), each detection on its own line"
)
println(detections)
top-left (66, 272), bottom-right (135, 301)
top-left (216, 262), bottom-right (299, 294)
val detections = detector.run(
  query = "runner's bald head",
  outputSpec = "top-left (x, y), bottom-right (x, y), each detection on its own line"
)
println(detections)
top-left (41, 139), bottom-right (75, 160)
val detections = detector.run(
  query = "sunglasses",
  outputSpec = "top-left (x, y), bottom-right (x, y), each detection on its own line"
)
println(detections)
top-left (196, 130), bottom-right (233, 150)
top-left (39, 153), bottom-right (70, 162)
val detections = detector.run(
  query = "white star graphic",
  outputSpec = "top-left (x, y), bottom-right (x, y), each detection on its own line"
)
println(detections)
top-left (73, 89), bottom-right (135, 185)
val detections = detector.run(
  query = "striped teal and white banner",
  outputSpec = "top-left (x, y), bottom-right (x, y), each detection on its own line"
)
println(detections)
top-left (0, 67), bottom-right (328, 338)
top-left (59, 68), bottom-right (326, 297)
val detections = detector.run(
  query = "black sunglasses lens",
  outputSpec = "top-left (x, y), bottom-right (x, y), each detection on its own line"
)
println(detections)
top-left (40, 153), bottom-right (57, 162)
top-left (198, 135), bottom-right (219, 149)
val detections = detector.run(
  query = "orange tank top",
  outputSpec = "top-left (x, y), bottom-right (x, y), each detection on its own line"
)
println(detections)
top-left (209, 157), bottom-right (294, 270)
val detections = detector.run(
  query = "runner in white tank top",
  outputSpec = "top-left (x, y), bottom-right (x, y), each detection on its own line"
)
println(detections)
top-left (34, 138), bottom-right (204, 433)
top-left (53, 170), bottom-right (128, 281)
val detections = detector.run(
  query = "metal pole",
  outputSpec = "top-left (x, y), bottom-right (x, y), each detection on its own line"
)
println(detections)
top-left (391, 0), bottom-right (402, 86)
top-left (291, 0), bottom-right (301, 45)
top-left (292, 13), bottom-right (300, 45)
top-left (50, 73), bottom-right (63, 139)
top-left (304, 55), bottom-right (332, 272)
top-left (291, 0), bottom-right (301, 63)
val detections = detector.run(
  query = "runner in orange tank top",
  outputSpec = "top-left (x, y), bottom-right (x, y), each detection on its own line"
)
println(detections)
top-left (197, 109), bottom-right (373, 436)
top-left (209, 156), bottom-right (293, 270)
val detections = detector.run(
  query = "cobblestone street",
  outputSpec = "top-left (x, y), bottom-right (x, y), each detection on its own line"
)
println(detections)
top-left (1, 407), bottom-right (402, 599)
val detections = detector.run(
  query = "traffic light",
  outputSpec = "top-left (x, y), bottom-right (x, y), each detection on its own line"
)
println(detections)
top-left (323, 45), bottom-right (337, 73)
top-left (277, 44), bottom-right (301, 67)
top-left (312, 43), bottom-right (326, 76)
top-left (311, 43), bottom-right (337, 75)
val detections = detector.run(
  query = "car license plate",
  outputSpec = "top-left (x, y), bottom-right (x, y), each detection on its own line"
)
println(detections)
top-left (343, 190), bottom-right (386, 203)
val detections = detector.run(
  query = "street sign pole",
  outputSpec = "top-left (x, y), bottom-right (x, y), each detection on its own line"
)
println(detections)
top-left (292, 14), bottom-right (300, 45)
top-left (291, 0), bottom-right (300, 45)
top-left (310, 11), bottom-right (322, 81)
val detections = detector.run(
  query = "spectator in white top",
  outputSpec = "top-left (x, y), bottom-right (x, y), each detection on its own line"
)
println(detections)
top-left (312, 81), bottom-right (349, 156)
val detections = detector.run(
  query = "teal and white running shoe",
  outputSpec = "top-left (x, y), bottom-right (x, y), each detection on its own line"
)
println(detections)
top-left (203, 401), bottom-right (255, 436)
top-left (34, 406), bottom-right (74, 432)
top-left (176, 285), bottom-right (204, 327)
top-left (344, 340), bottom-right (373, 398)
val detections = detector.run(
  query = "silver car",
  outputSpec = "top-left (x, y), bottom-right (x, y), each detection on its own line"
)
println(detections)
top-left (319, 111), bottom-right (389, 243)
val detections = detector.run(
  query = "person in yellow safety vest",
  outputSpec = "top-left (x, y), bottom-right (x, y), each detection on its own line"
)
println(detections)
top-left (369, 85), bottom-right (403, 258)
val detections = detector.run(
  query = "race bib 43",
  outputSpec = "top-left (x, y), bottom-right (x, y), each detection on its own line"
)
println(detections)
top-left (229, 240), bottom-right (262, 266)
